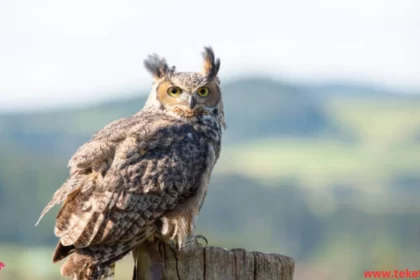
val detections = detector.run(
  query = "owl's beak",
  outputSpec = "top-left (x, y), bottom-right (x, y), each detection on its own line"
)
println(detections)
top-left (188, 95), bottom-right (197, 109)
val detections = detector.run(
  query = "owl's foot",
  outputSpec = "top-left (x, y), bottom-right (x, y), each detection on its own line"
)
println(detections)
top-left (155, 216), bottom-right (189, 251)
top-left (177, 234), bottom-right (209, 252)
top-left (193, 234), bottom-right (209, 247)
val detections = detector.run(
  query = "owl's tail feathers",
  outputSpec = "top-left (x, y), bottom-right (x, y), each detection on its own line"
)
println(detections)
top-left (53, 241), bottom-right (75, 263)
top-left (59, 250), bottom-right (115, 280)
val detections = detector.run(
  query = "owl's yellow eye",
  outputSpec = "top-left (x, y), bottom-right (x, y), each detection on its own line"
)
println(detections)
top-left (197, 87), bottom-right (210, 97)
top-left (167, 86), bottom-right (182, 97)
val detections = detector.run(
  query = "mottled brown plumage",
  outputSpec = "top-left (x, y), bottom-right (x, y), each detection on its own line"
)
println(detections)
top-left (36, 47), bottom-right (225, 279)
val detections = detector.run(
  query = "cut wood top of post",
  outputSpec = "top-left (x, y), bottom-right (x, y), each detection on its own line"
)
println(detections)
top-left (143, 243), bottom-right (295, 280)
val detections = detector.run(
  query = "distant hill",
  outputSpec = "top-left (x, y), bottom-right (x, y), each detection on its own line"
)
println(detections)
top-left (2, 76), bottom-right (418, 159)
top-left (315, 83), bottom-right (420, 100)
top-left (0, 77), bottom-right (339, 156)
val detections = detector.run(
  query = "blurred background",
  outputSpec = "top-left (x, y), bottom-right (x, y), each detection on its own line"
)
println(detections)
top-left (1, 0), bottom-right (420, 279)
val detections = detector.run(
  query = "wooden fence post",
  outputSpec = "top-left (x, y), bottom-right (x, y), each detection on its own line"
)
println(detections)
top-left (134, 242), bottom-right (295, 280)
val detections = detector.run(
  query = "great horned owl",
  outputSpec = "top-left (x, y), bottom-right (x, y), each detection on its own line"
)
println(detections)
top-left (36, 47), bottom-right (225, 279)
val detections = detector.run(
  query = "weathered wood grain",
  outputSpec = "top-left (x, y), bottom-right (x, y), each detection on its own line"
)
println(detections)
top-left (135, 242), bottom-right (295, 280)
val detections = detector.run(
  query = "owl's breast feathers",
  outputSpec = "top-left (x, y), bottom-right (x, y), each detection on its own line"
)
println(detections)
top-left (36, 108), bottom-right (222, 274)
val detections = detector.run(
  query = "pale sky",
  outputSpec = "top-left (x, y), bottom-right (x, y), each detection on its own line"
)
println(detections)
top-left (1, 0), bottom-right (419, 112)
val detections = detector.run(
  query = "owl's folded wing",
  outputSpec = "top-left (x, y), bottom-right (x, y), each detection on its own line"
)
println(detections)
top-left (50, 134), bottom-right (197, 267)
top-left (35, 139), bottom-right (117, 227)
top-left (35, 114), bottom-right (142, 226)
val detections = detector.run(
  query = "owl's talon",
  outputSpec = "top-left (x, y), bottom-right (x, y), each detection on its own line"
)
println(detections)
top-left (156, 217), bottom-right (179, 241)
top-left (176, 234), bottom-right (183, 251)
top-left (194, 234), bottom-right (208, 246)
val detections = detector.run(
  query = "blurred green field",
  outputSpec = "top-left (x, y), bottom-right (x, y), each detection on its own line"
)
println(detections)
top-left (218, 98), bottom-right (420, 192)
top-left (330, 98), bottom-right (420, 145)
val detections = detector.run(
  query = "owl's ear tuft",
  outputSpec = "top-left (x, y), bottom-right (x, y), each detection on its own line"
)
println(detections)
top-left (144, 54), bottom-right (175, 81)
top-left (202, 46), bottom-right (220, 80)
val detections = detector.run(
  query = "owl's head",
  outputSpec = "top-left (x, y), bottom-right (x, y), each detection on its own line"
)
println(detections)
top-left (143, 47), bottom-right (224, 126)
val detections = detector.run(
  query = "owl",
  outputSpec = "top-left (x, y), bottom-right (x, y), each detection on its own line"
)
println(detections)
top-left (36, 47), bottom-right (225, 279)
